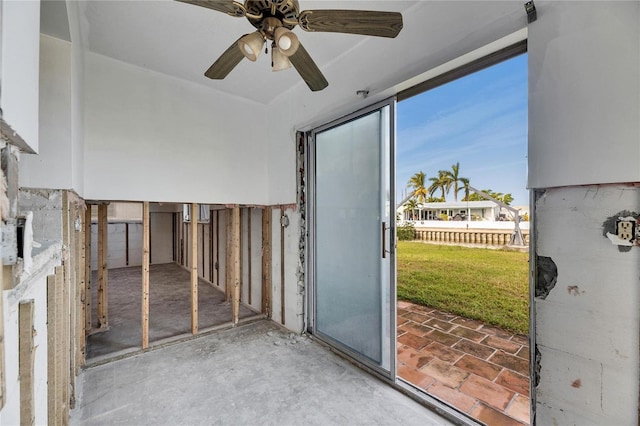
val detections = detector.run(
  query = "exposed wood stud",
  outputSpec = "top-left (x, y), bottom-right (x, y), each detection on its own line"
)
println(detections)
top-left (183, 222), bottom-right (188, 267)
top-left (149, 214), bottom-right (153, 264)
top-left (191, 203), bottom-right (199, 335)
top-left (239, 209), bottom-right (243, 303)
top-left (97, 204), bottom-right (109, 329)
top-left (248, 209), bottom-right (252, 306)
top-left (84, 205), bottom-right (93, 331)
top-left (76, 203), bottom-right (86, 370)
top-left (225, 209), bottom-right (232, 302)
top-left (125, 222), bottom-right (129, 266)
top-left (172, 212), bottom-right (176, 262)
top-left (142, 202), bottom-right (150, 349)
top-left (46, 274), bottom-right (58, 424)
top-left (62, 192), bottom-right (76, 409)
top-left (209, 210), bottom-right (214, 282)
top-left (19, 300), bottom-right (35, 426)
top-left (55, 264), bottom-right (69, 423)
top-left (201, 223), bottom-right (205, 279)
top-left (280, 210), bottom-right (286, 325)
top-left (232, 206), bottom-right (241, 324)
top-left (261, 207), bottom-right (272, 317)
top-left (216, 211), bottom-right (220, 286)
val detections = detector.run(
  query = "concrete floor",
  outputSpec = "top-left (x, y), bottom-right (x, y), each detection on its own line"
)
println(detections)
top-left (72, 320), bottom-right (453, 425)
top-left (87, 264), bottom-right (258, 360)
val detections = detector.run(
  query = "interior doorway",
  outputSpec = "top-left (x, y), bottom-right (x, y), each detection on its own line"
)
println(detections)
top-left (395, 48), bottom-right (530, 424)
top-left (85, 202), bottom-right (262, 362)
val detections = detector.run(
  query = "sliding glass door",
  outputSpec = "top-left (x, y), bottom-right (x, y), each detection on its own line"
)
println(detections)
top-left (308, 99), bottom-right (395, 379)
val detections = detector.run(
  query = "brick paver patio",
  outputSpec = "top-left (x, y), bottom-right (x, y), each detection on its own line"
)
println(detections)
top-left (397, 301), bottom-right (530, 425)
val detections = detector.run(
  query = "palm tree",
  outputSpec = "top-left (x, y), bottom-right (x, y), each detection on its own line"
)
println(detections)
top-left (502, 193), bottom-right (514, 205)
top-left (459, 177), bottom-right (471, 201)
top-left (443, 162), bottom-right (468, 202)
top-left (405, 198), bottom-right (418, 220)
top-left (428, 170), bottom-right (451, 202)
top-left (407, 171), bottom-right (428, 203)
top-left (491, 191), bottom-right (505, 202)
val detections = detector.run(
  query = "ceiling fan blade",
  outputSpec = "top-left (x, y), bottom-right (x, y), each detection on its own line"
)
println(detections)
top-left (204, 37), bottom-right (245, 79)
top-left (289, 42), bottom-right (328, 92)
top-left (175, 0), bottom-right (245, 17)
top-left (298, 10), bottom-right (403, 38)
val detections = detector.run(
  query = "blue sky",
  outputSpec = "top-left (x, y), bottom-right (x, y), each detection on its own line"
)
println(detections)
top-left (396, 54), bottom-right (528, 206)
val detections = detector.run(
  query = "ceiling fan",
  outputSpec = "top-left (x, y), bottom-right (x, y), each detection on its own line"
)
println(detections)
top-left (177, 0), bottom-right (404, 91)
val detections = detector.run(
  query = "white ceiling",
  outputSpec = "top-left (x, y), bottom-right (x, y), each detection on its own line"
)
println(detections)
top-left (40, 1), bottom-right (526, 105)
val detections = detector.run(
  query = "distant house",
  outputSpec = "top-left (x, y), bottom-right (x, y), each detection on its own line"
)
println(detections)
top-left (399, 200), bottom-right (529, 222)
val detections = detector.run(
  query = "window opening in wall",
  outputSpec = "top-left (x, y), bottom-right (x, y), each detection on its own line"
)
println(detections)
top-left (396, 51), bottom-right (530, 425)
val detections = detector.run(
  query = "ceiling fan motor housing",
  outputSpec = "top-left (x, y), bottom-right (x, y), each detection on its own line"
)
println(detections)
top-left (245, 0), bottom-right (300, 32)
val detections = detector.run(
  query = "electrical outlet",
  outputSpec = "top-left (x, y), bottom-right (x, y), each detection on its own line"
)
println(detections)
top-left (616, 219), bottom-right (636, 243)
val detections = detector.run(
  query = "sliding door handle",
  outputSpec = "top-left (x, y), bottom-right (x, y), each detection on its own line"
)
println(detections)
top-left (382, 221), bottom-right (387, 259)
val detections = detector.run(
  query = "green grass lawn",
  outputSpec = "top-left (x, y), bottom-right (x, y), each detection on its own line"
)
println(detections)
top-left (397, 241), bottom-right (529, 334)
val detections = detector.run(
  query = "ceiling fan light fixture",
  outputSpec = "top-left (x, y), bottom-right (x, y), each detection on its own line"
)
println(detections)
top-left (274, 27), bottom-right (299, 57)
top-left (271, 45), bottom-right (292, 71)
top-left (238, 32), bottom-right (264, 61)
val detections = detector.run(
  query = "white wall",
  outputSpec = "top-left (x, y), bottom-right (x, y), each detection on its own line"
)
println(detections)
top-left (83, 52), bottom-right (269, 205)
top-left (528, 1), bottom-right (640, 188)
top-left (0, 0), bottom-right (40, 152)
top-left (68, 1), bottom-right (85, 196)
top-left (535, 186), bottom-right (639, 424)
top-left (529, 3), bottom-right (640, 423)
top-left (20, 35), bottom-right (73, 189)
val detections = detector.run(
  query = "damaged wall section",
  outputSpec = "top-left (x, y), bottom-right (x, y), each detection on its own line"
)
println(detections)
top-left (534, 185), bottom-right (640, 424)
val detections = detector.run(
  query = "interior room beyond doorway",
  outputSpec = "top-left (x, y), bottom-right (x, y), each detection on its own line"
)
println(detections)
top-left (85, 202), bottom-right (266, 362)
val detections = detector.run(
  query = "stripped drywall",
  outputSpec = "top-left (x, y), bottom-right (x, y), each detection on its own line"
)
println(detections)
top-left (534, 185), bottom-right (640, 424)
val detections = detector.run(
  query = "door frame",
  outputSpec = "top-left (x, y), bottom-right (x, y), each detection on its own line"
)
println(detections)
top-left (305, 97), bottom-right (397, 381)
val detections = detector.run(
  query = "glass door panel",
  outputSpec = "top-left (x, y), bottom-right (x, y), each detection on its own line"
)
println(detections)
top-left (310, 100), bottom-right (395, 378)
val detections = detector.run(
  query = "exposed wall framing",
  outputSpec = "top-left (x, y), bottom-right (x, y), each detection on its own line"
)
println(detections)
top-left (97, 204), bottom-right (109, 329)
top-left (190, 203), bottom-right (199, 335)
top-left (262, 207), bottom-right (272, 318)
top-left (84, 206), bottom-right (92, 333)
top-left (247, 209), bottom-right (252, 305)
top-left (168, 203), bottom-right (283, 321)
top-left (18, 300), bottom-right (35, 426)
top-left (280, 211), bottom-right (285, 325)
top-left (225, 208), bottom-right (232, 302)
top-left (46, 273), bottom-right (58, 424)
top-left (231, 206), bottom-right (241, 324)
top-left (55, 265), bottom-right (69, 423)
top-left (142, 202), bottom-right (150, 348)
